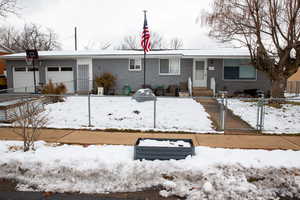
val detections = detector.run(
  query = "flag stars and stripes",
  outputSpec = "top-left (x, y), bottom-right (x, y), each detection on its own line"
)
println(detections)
top-left (141, 13), bottom-right (151, 52)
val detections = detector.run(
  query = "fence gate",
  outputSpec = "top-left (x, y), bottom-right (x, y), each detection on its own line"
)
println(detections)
top-left (219, 96), bottom-right (264, 133)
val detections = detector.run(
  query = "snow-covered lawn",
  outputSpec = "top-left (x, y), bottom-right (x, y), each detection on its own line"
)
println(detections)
top-left (0, 141), bottom-right (299, 199)
top-left (44, 96), bottom-right (216, 133)
top-left (227, 99), bottom-right (300, 134)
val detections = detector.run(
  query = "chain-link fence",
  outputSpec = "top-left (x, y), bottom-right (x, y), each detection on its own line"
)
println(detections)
top-left (1, 86), bottom-right (300, 134)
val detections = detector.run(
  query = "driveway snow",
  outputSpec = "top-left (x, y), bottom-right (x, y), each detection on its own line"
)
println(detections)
top-left (227, 99), bottom-right (300, 134)
top-left (0, 141), bottom-right (299, 199)
top-left (44, 96), bottom-right (216, 133)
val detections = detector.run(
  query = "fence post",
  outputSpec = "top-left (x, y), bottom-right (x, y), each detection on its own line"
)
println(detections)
top-left (88, 93), bottom-right (91, 127)
top-left (256, 94), bottom-right (265, 131)
top-left (219, 93), bottom-right (226, 131)
top-left (153, 97), bottom-right (157, 129)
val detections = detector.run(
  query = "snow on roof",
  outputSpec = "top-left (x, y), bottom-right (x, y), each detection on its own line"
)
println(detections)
top-left (1, 48), bottom-right (250, 59)
top-left (0, 44), bottom-right (14, 53)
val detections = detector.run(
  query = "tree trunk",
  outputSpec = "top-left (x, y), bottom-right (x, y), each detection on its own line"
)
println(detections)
top-left (271, 76), bottom-right (287, 98)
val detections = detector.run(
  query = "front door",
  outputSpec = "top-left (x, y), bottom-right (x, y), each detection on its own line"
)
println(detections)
top-left (193, 59), bottom-right (207, 87)
top-left (77, 64), bottom-right (89, 91)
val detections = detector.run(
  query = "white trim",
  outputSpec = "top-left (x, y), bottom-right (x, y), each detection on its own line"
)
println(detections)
top-left (222, 59), bottom-right (258, 81)
top-left (128, 58), bottom-right (142, 72)
top-left (193, 58), bottom-right (207, 87)
top-left (183, 56), bottom-right (251, 59)
top-left (158, 57), bottom-right (181, 76)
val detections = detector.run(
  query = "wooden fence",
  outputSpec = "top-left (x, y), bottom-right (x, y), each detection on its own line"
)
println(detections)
top-left (286, 81), bottom-right (300, 94)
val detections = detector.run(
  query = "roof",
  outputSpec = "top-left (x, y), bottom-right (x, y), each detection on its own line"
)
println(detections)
top-left (0, 44), bottom-right (14, 53)
top-left (0, 48), bottom-right (251, 60)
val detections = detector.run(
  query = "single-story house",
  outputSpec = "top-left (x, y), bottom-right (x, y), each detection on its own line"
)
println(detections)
top-left (1, 49), bottom-right (271, 96)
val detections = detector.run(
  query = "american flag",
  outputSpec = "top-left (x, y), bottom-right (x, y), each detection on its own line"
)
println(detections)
top-left (141, 12), bottom-right (150, 52)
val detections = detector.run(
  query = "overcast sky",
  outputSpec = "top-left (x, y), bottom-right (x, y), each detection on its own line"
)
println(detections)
top-left (1, 0), bottom-right (226, 50)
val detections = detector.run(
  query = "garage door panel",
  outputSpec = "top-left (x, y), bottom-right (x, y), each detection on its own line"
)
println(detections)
top-left (13, 68), bottom-right (39, 93)
top-left (46, 67), bottom-right (74, 93)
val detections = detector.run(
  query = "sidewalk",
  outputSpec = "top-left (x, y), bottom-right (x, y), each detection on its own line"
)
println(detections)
top-left (0, 128), bottom-right (300, 150)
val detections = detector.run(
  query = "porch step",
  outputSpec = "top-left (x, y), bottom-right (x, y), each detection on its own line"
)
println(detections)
top-left (192, 87), bottom-right (213, 97)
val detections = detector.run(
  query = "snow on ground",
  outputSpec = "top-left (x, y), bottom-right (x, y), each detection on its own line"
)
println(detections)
top-left (227, 99), bottom-right (300, 134)
top-left (138, 139), bottom-right (191, 147)
top-left (285, 93), bottom-right (300, 98)
top-left (43, 96), bottom-right (216, 133)
top-left (0, 141), bottom-right (300, 199)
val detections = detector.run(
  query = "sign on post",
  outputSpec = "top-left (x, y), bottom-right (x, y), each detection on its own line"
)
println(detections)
top-left (25, 49), bottom-right (39, 93)
top-left (26, 49), bottom-right (39, 60)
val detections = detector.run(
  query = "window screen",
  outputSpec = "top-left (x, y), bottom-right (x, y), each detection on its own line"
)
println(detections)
top-left (129, 58), bottom-right (142, 71)
top-left (129, 59), bottom-right (135, 69)
top-left (61, 67), bottom-right (73, 71)
top-left (14, 67), bottom-right (26, 72)
top-left (28, 67), bottom-right (39, 71)
top-left (48, 67), bottom-right (59, 71)
top-left (224, 59), bottom-right (256, 80)
top-left (224, 66), bottom-right (239, 79)
top-left (239, 66), bottom-right (256, 79)
top-left (160, 59), bottom-right (169, 74)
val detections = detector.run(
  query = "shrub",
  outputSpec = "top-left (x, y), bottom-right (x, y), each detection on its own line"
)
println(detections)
top-left (41, 80), bottom-right (67, 103)
top-left (11, 98), bottom-right (48, 152)
top-left (95, 73), bottom-right (116, 94)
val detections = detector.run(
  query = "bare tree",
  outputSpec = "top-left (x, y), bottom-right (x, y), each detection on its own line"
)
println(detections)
top-left (150, 32), bottom-right (166, 49)
top-left (84, 40), bottom-right (112, 50)
top-left (203, 0), bottom-right (300, 98)
top-left (169, 37), bottom-right (184, 49)
top-left (0, 23), bottom-right (61, 52)
top-left (0, 0), bottom-right (17, 17)
top-left (118, 35), bottom-right (139, 50)
top-left (100, 41), bottom-right (112, 50)
top-left (10, 98), bottom-right (48, 152)
top-left (118, 32), bottom-right (168, 50)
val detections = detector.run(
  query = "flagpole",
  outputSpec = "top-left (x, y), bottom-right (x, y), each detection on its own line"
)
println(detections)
top-left (143, 10), bottom-right (147, 89)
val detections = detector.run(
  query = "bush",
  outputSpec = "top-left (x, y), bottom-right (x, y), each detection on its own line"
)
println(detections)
top-left (95, 73), bottom-right (116, 94)
top-left (41, 80), bottom-right (67, 103)
top-left (11, 98), bottom-right (48, 152)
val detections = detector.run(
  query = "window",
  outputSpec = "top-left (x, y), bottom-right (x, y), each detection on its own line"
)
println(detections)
top-left (224, 59), bottom-right (256, 80)
top-left (28, 67), bottom-right (39, 71)
top-left (128, 58), bottom-right (141, 71)
top-left (48, 67), bottom-right (59, 71)
top-left (61, 67), bottom-right (73, 71)
top-left (159, 58), bottom-right (180, 75)
top-left (14, 67), bottom-right (26, 72)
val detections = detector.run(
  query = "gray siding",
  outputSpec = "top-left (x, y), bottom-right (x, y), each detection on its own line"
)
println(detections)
top-left (92, 58), bottom-right (193, 93)
top-left (207, 59), bottom-right (271, 95)
top-left (6, 56), bottom-right (271, 95)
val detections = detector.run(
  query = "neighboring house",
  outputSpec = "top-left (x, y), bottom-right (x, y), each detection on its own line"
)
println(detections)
top-left (287, 67), bottom-right (300, 94)
top-left (1, 49), bottom-right (271, 95)
top-left (0, 44), bottom-right (14, 74)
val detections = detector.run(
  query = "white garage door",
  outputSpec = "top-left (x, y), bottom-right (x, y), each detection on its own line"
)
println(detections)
top-left (46, 66), bottom-right (74, 93)
top-left (13, 67), bottom-right (40, 93)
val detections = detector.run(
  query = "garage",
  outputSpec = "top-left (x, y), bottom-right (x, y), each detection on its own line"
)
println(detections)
top-left (13, 67), bottom-right (39, 93)
top-left (46, 66), bottom-right (74, 93)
